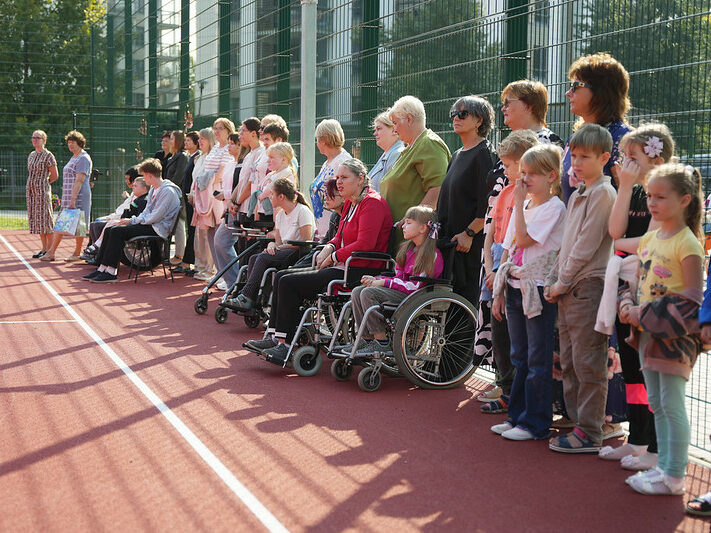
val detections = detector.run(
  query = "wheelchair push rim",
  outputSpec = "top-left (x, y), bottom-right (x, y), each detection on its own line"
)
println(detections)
top-left (392, 291), bottom-right (478, 389)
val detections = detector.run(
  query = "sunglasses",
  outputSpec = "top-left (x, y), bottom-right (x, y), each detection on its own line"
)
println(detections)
top-left (569, 80), bottom-right (593, 92)
top-left (449, 109), bottom-right (470, 120)
top-left (501, 98), bottom-right (520, 108)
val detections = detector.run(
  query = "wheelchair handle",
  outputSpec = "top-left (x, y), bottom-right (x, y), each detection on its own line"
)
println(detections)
top-left (350, 251), bottom-right (393, 260)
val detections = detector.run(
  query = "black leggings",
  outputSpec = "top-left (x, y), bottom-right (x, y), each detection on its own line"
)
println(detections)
top-left (270, 265), bottom-right (373, 342)
top-left (617, 320), bottom-right (657, 451)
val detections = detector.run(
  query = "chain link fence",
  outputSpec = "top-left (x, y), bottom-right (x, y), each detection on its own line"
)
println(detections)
top-left (2, 0), bottom-right (711, 457)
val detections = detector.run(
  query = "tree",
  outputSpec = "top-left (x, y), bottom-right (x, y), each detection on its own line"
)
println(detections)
top-left (581, 0), bottom-right (711, 154)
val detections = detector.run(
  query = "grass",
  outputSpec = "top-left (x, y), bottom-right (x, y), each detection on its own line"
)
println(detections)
top-left (0, 216), bottom-right (29, 230)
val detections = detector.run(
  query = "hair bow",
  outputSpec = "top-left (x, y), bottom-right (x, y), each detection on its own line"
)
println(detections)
top-left (427, 220), bottom-right (440, 240)
top-left (643, 136), bottom-right (664, 158)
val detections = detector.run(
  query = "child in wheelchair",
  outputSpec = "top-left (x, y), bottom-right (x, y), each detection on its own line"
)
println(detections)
top-left (345, 205), bottom-right (443, 355)
top-left (224, 177), bottom-right (315, 312)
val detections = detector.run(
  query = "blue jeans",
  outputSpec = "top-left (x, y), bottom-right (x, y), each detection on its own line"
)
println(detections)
top-left (213, 218), bottom-right (239, 287)
top-left (506, 285), bottom-right (557, 438)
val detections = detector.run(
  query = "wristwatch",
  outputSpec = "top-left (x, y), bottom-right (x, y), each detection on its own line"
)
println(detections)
top-left (464, 227), bottom-right (476, 237)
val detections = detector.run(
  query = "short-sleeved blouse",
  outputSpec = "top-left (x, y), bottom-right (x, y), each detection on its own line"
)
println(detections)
top-left (61, 151), bottom-right (92, 210)
top-left (27, 149), bottom-right (57, 188)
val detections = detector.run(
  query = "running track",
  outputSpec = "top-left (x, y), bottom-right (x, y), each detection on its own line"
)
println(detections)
top-left (1, 230), bottom-right (709, 532)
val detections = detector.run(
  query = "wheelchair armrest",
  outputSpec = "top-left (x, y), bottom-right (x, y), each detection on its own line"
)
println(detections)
top-left (285, 240), bottom-right (320, 247)
top-left (379, 271), bottom-right (396, 277)
top-left (250, 220), bottom-right (275, 230)
top-left (127, 234), bottom-right (165, 243)
top-left (409, 275), bottom-right (452, 286)
top-left (350, 251), bottom-right (393, 261)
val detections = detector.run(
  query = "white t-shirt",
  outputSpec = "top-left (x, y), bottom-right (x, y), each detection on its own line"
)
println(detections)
top-left (503, 195), bottom-right (566, 287)
top-left (236, 146), bottom-right (264, 214)
top-left (220, 159), bottom-right (237, 198)
top-left (276, 203), bottom-right (316, 242)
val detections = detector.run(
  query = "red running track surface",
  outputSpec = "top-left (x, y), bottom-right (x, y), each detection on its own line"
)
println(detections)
top-left (1, 230), bottom-right (709, 532)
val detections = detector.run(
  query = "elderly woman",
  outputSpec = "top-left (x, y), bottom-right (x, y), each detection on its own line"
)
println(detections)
top-left (246, 158), bottom-right (393, 365)
top-left (41, 130), bottom-right (93, 262)
top-left (26, 130), bottom-right (58, 258)
top-left (437, 96), bottom-right (497, 305)
top-left (309, 119), bottom-right (351, 239)
top-left (561, 53), bottom-right (632, 201)
top-left (379, 95), bottom-right (450, 247)
top-left (369, 111), bottom-right (405, 193)
top-left (82, 158), bottom-right (181, 283)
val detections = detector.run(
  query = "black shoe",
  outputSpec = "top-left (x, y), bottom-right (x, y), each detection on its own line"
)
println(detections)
top-left (90, 272), bottom-right (118, 283)
top-left (82, 270), bottom-right (102, 280)
top-left (85, 257), bottom-right (99, 266)
top-left (245, 337), bottom-right (278, 352)
top-left (184, 268), bottom-right (196, 277)
top-left (171, 265), bottom-right (187, 274)
top-left (263, 343), bottom-right (289, 365)
top-left (32, 250), bottom-right (47, 258)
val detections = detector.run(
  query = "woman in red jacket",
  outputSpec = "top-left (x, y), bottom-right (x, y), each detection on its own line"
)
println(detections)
top-left (246, 158), bottom-right (393, 364)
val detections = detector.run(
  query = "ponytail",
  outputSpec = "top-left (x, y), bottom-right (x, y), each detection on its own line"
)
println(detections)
top-left (648, 163), bottom-right (703, 239)
top-left (271, 177), bottom-right (312, 211)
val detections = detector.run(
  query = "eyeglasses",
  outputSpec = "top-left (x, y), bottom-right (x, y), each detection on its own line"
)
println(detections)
top-left (501, 98), bottom-right (520, 108)
top-left (449, 109), bottom-right (470, 120)
top-left (569, 80), bottom-right (593, 92)
top-left (31, 136), bottom-right (43, 140)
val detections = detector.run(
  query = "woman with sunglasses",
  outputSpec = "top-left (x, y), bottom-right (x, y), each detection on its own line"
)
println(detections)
top-left (379, 95), bottom-right (450, 248)
top-left (561, 52), bottom-right (632, 201)
top-left (436, 96), bottom-right (497, 305)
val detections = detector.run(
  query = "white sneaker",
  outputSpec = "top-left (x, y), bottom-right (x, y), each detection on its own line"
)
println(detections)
top-left (502, 426), bottom-right (535, 441)
top-left (491, 421), bottom-right (513, 435)
top-left (625, 466), bottom-right (664, 487)
top-left (477, 386), bottom-right (503, 403)
top-left (216, 279), bottom-right (228, 291)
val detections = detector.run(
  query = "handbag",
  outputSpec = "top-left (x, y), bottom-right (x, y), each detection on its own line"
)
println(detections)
top-left (53, 208), bottom-right (82, 236)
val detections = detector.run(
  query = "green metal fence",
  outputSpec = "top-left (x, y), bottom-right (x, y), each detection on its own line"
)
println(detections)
top-left (2, 0), bottom-right (711, 457)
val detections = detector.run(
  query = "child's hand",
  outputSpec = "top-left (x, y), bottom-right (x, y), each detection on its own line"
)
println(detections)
top-left (614, 158), bottom-right (641, 189)
top-left (701, 324), bottom-right (711, 345)
top-left (627, 306), bottom-right (641, 328)
top-left (545, 282), bottom-right (563, 302)
top-left (484, 271), bottom-right (496, 289)
top-left (361, 275), bottom-right (375, 286)
top-left (492, 296), bottom-right (506, 321)
top-left (513, 177), bottom-right (527, 205)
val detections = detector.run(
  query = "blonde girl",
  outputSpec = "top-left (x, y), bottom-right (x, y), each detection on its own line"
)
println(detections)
top-left (621, 164), bottom-right (704, 496)
top-left (490, 144), bottom-right (566, 441)
top-left (347, 205), bottom-right (444, 355)
top-left (600, 124), bottom-right (675, 467)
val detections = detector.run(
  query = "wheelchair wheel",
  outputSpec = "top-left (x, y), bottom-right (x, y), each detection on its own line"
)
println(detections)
top-left (330, 359), bottom-right (353, 381)
top-left (243, 315), bottom-right (260, 329)
top-left (215, 306), bottom-right (228, 324)
top-left (392, 290), bottom-right (478, 389)
top-left (357, 367), bottom-right (382, 392)
top-left (292, 345), bottom-right (322, 377)
top-left (194, 296), bottom-right (208, 315)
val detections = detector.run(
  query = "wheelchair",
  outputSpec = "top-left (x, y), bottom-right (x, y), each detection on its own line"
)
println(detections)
top-left (327, 242), bottom-right (479, 392)
top-left (243, 252), bottom-right (396, 377)
top-left (193, 220), bottom-right (274, 318)
top-left (214, 238), bottom-right (320, 328)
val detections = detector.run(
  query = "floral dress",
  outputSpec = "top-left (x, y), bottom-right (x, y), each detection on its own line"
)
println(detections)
top-left (26, 149), bottom-right (57, 234)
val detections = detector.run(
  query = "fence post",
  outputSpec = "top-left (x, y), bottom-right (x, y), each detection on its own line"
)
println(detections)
top-left (300, 0), bottom-right (318, 196)
top-left (218, 0), bottom-right (231, 116)
top-left (360, 0), bottom-right (379, 165)
top-left (504, 0), bottom-right (528, 84)
top-left (124, 0), bottom-right (133, 106)
top-left (276, 0), bottom-right (291, 121)
top-left (180, 0), bottom-right (190, 121)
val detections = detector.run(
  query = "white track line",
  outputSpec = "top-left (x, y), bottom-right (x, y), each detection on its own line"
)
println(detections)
top-left (0, 235), bottom-right (288, 533)
top-left (0, 320), bottom-right (77, 324)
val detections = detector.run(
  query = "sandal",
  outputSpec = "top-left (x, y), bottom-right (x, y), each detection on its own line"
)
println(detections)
top-left (481, 397), bottom-right (508, 414)
top-left (621, 451), bottom-right (658, 471)
top-left (549, 429), bottom-right (601, 454)
top-left (598, 443), bottom-right (646, 461)
top-left (39, 254), bottom-right (55, 262)
top-left (686, 495), bottom-right (711, 516)
top-left (628, 472), bottom-right (685, 496)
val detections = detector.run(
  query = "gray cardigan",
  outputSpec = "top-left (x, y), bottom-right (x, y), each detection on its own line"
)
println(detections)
top-left (130, 180), bottom-right (182, 238)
